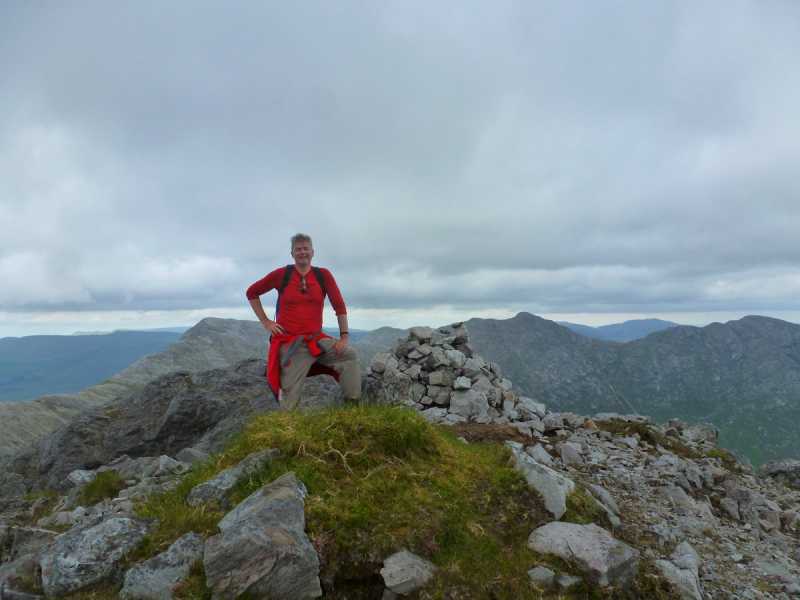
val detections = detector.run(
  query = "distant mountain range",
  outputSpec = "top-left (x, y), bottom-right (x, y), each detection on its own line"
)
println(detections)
top-left (2, 314), bottom-right (799, 466)
top-left (466, 313), bottom-right (800, 466)
top-left (0, 331), bottom-right (181, 403)
top-left (558, 318), bottom-right (679, 342)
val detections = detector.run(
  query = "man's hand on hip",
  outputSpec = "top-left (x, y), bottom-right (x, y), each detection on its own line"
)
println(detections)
top-left (264, 320), bottom-right (286, 336)
top-left (332, 337), bottom-right (349, 355)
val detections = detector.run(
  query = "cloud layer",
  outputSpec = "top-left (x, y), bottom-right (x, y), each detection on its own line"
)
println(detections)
top-left (2, 2), bottom-right (800, 332)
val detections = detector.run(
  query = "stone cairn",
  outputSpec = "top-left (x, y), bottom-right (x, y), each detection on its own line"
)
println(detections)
top-left (364, 323), bottom-right (547, 434)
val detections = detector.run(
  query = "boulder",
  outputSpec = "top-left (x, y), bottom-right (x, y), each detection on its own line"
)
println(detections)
top-left (121, 532), bottom-right (205, 600)
top-left (380, 549), bottom-right (436, 595)
top-left (449, 389), bottom-right (489, 421)
top-left (528, 522), bottom-right (639, 587)
top-left (203, 472), bottom-right (321, 599)
top-left (40, 517), bottom-right (149, 597)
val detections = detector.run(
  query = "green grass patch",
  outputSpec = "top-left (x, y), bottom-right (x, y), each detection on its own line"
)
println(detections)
top-left (136, 406), bottom-right (558, 597)
top-left (77, 471), bottom-right (126, 507)
top-left (174, 560), bottom-right (213, 600)
top-left (705, 447), bottom-right (741, 472)
top-left (132, 407), bottom-right (686, 598)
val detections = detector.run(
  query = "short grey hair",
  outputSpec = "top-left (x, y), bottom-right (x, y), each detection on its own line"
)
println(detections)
top-left (291, 233), bottom-right (313, 249)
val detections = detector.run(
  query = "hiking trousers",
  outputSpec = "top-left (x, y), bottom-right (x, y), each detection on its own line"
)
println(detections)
top-left (279, 337), bottom-right (361, 410)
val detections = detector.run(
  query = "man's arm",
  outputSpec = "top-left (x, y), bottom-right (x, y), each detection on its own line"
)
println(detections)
top-left (249, 297), bottom-right (286, 336)
top-left (246, 268), bottom-right (286, 336)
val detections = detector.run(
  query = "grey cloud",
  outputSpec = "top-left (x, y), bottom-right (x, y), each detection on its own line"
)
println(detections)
top-left (1, 1), bottom-right (800, 323)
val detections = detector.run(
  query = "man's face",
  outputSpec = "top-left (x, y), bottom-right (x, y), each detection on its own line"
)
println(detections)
top-left (291, 241), bottom-right (314, 267)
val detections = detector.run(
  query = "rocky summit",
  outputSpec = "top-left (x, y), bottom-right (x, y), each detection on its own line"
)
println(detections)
top-left (0, 323), bottom-right (798, 598)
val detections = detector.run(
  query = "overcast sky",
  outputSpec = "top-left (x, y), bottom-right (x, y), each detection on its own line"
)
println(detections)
top-left (2, 1), bottom-right (800, 337)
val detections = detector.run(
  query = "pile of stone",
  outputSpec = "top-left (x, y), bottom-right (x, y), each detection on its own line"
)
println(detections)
top-left (364, 324), bottom-right (546, 433)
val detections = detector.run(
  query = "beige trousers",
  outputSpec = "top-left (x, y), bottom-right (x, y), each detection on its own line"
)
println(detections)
top-left (279, 337), bottom-right (361, 410)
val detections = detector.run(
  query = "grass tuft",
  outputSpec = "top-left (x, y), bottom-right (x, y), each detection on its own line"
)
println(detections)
top-left (77, 471), bottom-right (126, 507)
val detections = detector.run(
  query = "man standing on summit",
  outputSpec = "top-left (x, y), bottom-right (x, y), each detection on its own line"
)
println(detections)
top-left (246, 233), bottom-right (361, 409)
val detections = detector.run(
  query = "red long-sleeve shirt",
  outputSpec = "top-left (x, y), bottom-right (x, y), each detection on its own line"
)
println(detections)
top-left (246, 266), bottom-right (347, 336)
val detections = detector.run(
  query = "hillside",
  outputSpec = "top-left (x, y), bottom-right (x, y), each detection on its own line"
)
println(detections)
top-left (0, 318), bottom-right (267, 457)
top-left (467, 313), bottom-right (800, 465)
top-left (1, 325), bottom-right (798, 598)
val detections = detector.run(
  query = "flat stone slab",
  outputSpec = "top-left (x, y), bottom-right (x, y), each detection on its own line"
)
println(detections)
top-left (121, 532), bottom-right (204, 600)
top-left (528, 522), bottom-right (639, 587)
top-left (507, 443), bottom-right (575, 520)
top-left (187, 448), bottom-right (279, 508)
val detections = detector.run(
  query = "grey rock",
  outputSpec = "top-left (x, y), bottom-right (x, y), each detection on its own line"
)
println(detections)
top-left (671, 541), bottom-right (700, 573)
top-left (444, 349), bottom-right (466, 369)
top-left (559, 442), bottom-right (584, 467)
top-left (516, 397), bottom-right (547, 420)
top-left (654, 561), bottom-right (702, 600)
top-left (424, 348), bottom-right (449, 370)
top-left (556, 574), bottom-right (583, 590)
top-left (526, 444), bottom-right (554, 468)
top-left (175, 447), bottom-right (209, 465)
top-left (370, 353), bottom-right (398, 374)
top-left (719, 496), bottom-right (740, 521)
top-left (449, 389), bottom-right (489, 421)
top-left (40, 517), bottom-right (149, 597)
top-left (508, 444), bottom-right (575, 520)
top-left (587, 484), bottom-right (620, 515)
top-left (404, 365), bottom-right (422, 380)
top-left (121, 532), bottom-right (204, 600)
top-left (420, 408), bottom-right (448, 424)
top-left (452, 376), bottom-right (472, 391)
top-left (461, 357), bottom-right (486, 378)
top-left (203, 472), bottom-right (321, 599)
top-left (427, 370), bottom-right (453, 387)
top-left (527, 566), bottom-right (555, 588)
top-left (409, 327), bottom-right (434, 342)
top-left (66, 469), bottom-right (96, 487)
top-left (380, 549), bottom-right (436, 595)
top-left (528, 522), bottom-right (639, 587)
top-left (542, 414), bottom-right (564, 432)
top-left (187, 448), bottom-right (280, 508)
top-left (661, 486), bottom-right (696, 510)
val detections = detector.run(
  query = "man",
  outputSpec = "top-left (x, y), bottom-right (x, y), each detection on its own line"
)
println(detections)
top-left (246, 233), bottom-right (361, 409)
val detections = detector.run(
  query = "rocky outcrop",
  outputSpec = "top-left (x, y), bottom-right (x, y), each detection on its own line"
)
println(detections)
top-left (761, 459), bottom-right (800, 490)
top-left (5, 359), bottom-right (278, 493)
top-left (0, 318), bottom-right (269, 458)
top-left (203, 472), bottom-right (321, 599)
